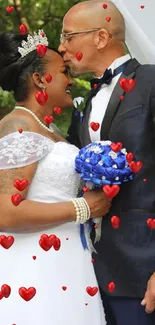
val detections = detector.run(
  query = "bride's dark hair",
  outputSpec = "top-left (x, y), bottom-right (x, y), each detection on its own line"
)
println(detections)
top-left (0, 32), bottom-right (61, 101)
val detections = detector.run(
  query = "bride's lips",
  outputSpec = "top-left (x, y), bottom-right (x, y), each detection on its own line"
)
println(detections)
top-left (65, 87), bottom-right (72, 97)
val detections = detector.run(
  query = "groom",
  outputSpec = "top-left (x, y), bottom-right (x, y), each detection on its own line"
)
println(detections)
top-left (59, 1), bottom-right (155, 324)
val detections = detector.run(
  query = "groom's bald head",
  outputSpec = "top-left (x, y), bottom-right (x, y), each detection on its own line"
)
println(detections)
top-left (59, 1), bottom-right (126, 77)
top-left (63, 1), bottom-right (125, 42)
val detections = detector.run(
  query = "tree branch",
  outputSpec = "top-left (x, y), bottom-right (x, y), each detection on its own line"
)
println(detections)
top-left (13, 0), bottom-right (32, 33)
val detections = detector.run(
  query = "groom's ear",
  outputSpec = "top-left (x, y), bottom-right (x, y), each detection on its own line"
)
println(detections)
top-left (96, 29), bottom-right (109, 49)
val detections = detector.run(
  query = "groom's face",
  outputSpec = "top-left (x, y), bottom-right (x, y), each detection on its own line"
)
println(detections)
top-left (58, 15), bottom-right (98, 77)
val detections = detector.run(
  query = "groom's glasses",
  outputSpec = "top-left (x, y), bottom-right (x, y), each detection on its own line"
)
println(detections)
top-left (60, 28), bottom-right (112, 44)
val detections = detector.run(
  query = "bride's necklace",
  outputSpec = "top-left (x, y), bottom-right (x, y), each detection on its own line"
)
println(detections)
top-left (14, 106), bottom-right (54, 134)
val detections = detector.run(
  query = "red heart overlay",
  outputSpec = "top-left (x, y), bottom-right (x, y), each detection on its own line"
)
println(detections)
top-left (45, 74), bottom-right (52, 83)
top-left (90, 122), bottom-right (100, 132)
top-left (119, 78), bottom-right (136, 93)
top-left (53, 237), bottom-right (61, 251)
top-left (36, 44), bottom-right (47, 57)
top-left (54, 107), bottom-right (62, 115)
top-left (103, 185), bottom-right (120, 198)
top-left (111, 216), bottom-right (121, 229)
top-left (44, 116), bottom-right (54, 124)
top-left (129, 161), bottom-right (143, 173)
top-left (6, 6), bottom-right (14, 13)
top-left (102, 4), bottom-right (107, 9)
top-left (35, 91), bottom-right (48, 106)
top-left (108, 282), bottom-right (116, 293)
top-left (76, 52), bottom-right (83, 61)
top-left (106, 17), bottom-right (111, 22)
top-left (126, 152), bottom-right (134, 163)
top-left (11, 194), bottom-right (22, 206)
top-left (111, 142), bottom-right (122, 152)
top-left (147, 218), bottom-right (155, 229)
top-left (0, 235), bottom-right (14, 249)
top-left (39, 234), bottom-right (57, 251)
top-left (14, 179), bottom-right (28, 191)
top-left (1, 284), bottom-right (11, 298)
top-left (62, 286), bottom-right (67, 291)
top-left (19, 24), bottom-right (28, 35)
top-left (19, 287), bottom-right (36, 301)
top-left (86, 286), bottom-right (98, 296)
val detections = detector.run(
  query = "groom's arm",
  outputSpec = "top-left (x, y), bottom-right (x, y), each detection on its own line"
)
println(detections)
top-left (66, 109), bottom-right (81, 148)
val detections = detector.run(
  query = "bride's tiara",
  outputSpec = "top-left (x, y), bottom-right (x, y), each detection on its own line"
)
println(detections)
top-left (18, 29), bottom-right (49, 58)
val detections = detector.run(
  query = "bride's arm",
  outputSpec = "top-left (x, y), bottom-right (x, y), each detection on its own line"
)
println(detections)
top-left (0, 115), bottom-right (111, 230)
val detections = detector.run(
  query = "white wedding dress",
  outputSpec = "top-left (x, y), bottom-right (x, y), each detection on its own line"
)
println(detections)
top-left (0, 132), bottom-right (105, 325)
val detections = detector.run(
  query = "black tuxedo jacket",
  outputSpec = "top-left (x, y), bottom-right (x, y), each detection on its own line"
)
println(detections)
top-left (67, 59), bottom-right (155, 298)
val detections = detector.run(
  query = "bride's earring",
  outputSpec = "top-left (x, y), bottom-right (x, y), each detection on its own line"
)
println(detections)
top-left (35, 86), bottom-right (48, 106)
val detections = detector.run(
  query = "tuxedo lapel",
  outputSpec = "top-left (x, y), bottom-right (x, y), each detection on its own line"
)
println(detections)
top-left (100, 59), bottom-right (140, 140)
top-left (79, 96), bottom-right (92, 146)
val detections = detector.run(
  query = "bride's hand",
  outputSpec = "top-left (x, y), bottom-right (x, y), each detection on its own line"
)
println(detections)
top-left (83, 189), bottom-right (112, 219)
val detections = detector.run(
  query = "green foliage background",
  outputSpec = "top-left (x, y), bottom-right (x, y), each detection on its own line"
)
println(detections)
top-left (0, 0), bottom-right (91, 134)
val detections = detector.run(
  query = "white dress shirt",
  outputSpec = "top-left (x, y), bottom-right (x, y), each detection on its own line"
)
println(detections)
top-left (88, 54), bottom-right (131, 142)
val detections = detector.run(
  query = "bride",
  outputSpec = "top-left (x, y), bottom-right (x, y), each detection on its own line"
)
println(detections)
top-left (0, 30), bottom-right (111, 325)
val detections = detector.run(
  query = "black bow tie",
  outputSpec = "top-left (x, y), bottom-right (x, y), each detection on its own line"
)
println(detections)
top-left (90, 60), bottom-right (131, 96)
top-left (90, 68), bottom-right (113, 89)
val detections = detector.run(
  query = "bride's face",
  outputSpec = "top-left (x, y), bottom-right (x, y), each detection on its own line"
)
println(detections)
top-left (43, 50), bottom-right (74, 109)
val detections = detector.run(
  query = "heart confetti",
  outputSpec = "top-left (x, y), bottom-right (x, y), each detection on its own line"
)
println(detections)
top-left (44, 116), bottom-right (54, 124)
top-left (1, 284), bottom-right (11, 298)
top-left (54, 107), bottom-right (62, 115)
top-left (140, 5), bottom-right (145, 9)
top-left (119, 78), bottom-right (136, 93)
top-left (111, 142), bottom-right (122, 152)
top-left (106, 17), bottom-right (111, 22)
top-left (91, 259), bottom-right (94, 263)
top-left (62, 286), bottom-right (67, 291)
top-left (86, 286), bottom-right (98, 297)
top-left (45, 74), bottom-right (52, 83)
top-left (129, 161), bottom-right (143, 173)
top-left (126, 152), bottom-right (134, 163)
top-left (143, 178), bottom-right (147, 182)
top-left (102, 4), bottom-right (108, 9)
top-left (36, 44), bottom-right (47, 57)
top-left (35, 91), bottom-right (48, 106)
top-left (103, 184), bottom-right (120, 198)
top-left (32, 256), bottom-right (37, 260)
top-left (0, 235), bottom-right (14, 249)
top-left (93, 84), bottom-right (98, 89)
top-left (76, 52), bottom-right (83, 61)
top-left (53, 237), bottom-right (61, 251)
top-left (108, 281), bottom-right (116, 293)
top-left (111, 216), bottom-right (121, 229)
top-left (14, 179), bottom-right (28, 191)
top-left (147, 218), bottom-right (155, 229)
top-left (39, 234), bottom-right (57, 251)
top-left (120, 95), bottom-right (124, 100)
top-left (83, 186), bottom-right (89, 193)
top-left (19, 287), bottom-right (36, 301)
top-left (18, 128), bottom-right (23, 133)
top-left (11, 194), bottom-right (22, 206)
top-left (94, 225), bottom-right (98, 229)
top-left (85, 303), bottom-right (88, 306)
top-left (0, 291), bottom-right (3, 300)
top-left (6, 6), bottom-right (14, 13)
top-left (19, 24), bottom-right (28, 35)
top-left (90, 122), bottom-right (100, 132)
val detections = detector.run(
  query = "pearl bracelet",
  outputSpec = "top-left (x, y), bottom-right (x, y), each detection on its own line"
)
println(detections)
top-left (71, 198), bottom-right (91, 224)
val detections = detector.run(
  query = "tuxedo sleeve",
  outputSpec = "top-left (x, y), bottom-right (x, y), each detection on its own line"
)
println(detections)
top-left (66, 108), bottom-right (81, 148)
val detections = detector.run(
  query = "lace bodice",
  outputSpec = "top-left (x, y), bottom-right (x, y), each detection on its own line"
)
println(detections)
top-left (0, 132), bottom-right (81, 201)
top-left (27, 141), bottom-right (81, 201)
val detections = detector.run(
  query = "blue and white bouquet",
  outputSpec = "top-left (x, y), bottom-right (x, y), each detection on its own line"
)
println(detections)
top-left (75, 140), bottom-right (142, 249)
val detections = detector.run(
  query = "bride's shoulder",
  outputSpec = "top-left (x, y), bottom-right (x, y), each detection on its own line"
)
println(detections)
top-left (0, 110), bottom-right (39, 139)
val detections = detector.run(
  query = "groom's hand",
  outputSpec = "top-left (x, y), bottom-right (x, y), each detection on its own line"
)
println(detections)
top-left (141, 272), bottom-right (155, 313)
